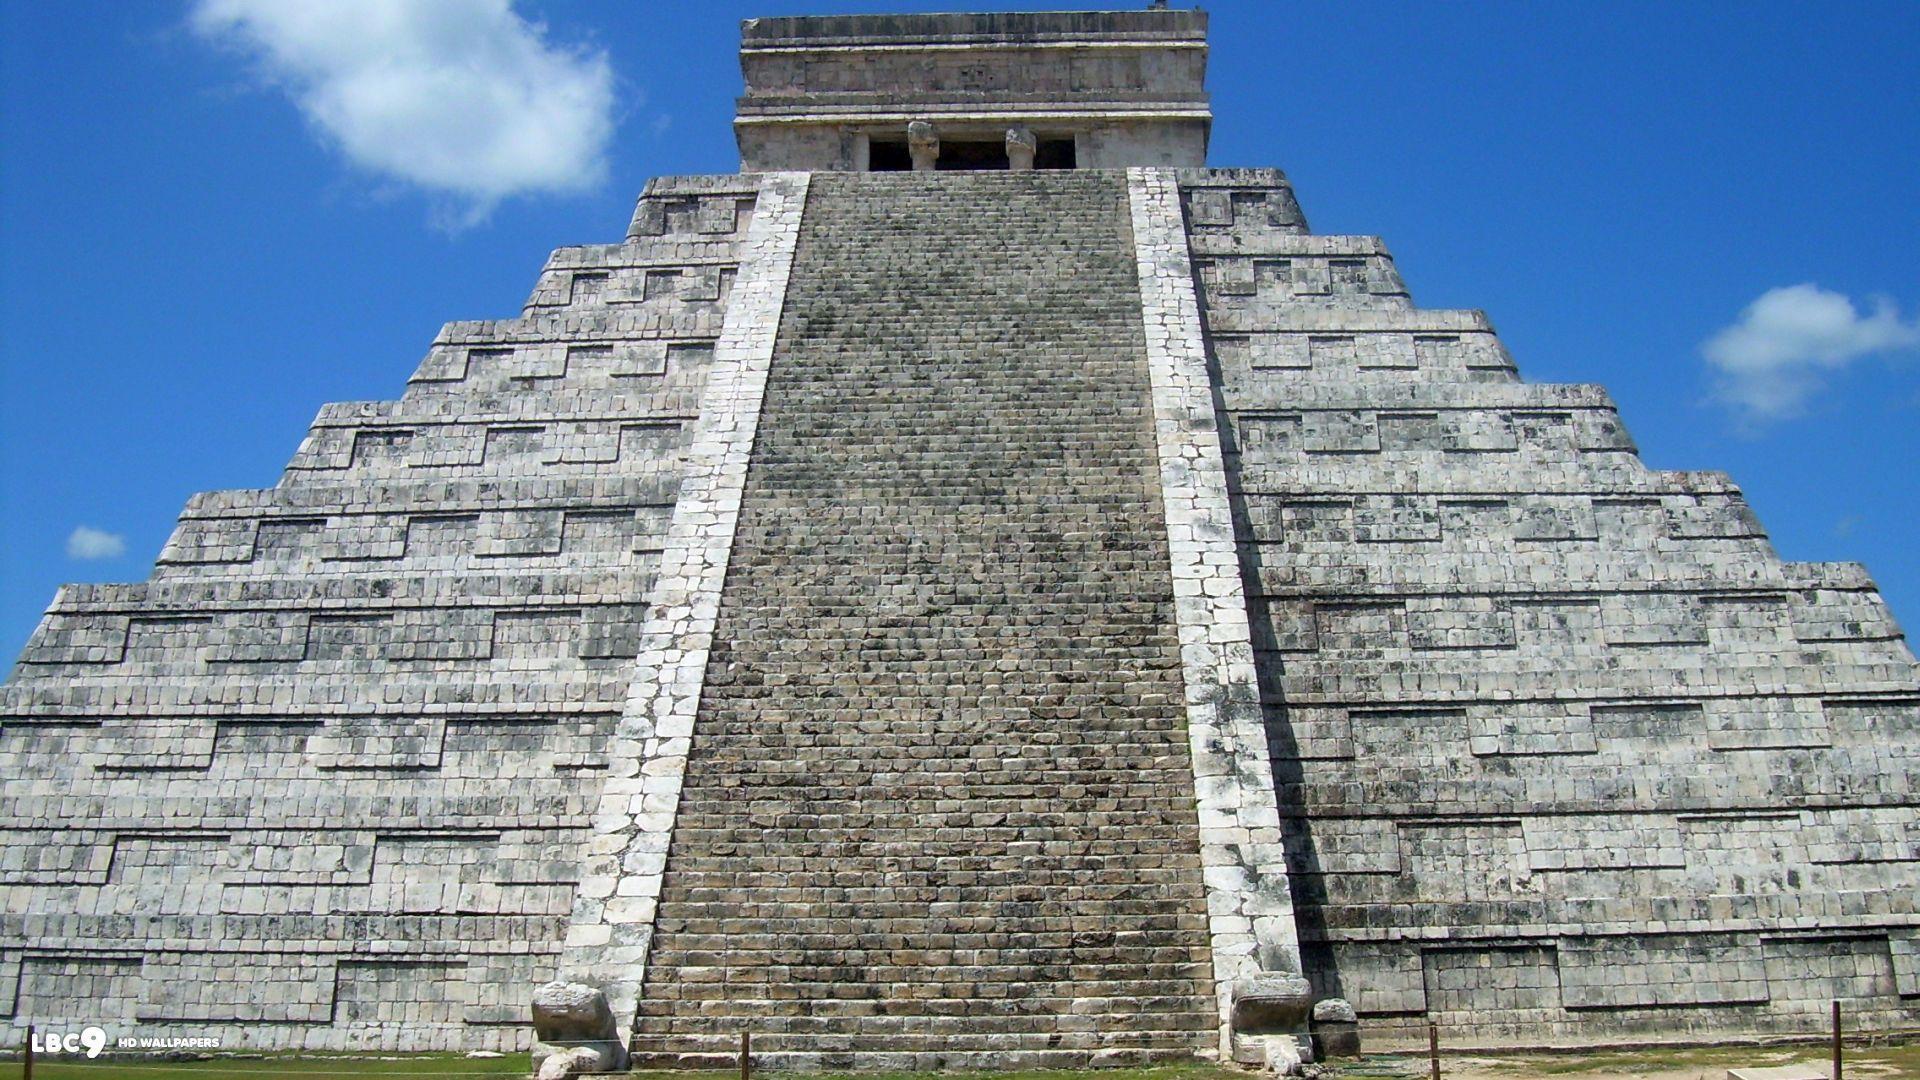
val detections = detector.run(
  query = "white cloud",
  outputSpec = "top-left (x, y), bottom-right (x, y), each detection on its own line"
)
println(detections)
top-left (1702, 283), bottom-right (1920, 425)
top-left (67, 526), bottom-right (127, 561)
top-left (191, 0), bottom-right (616, 225)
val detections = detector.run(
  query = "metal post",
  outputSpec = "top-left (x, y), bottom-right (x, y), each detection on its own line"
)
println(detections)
top-left (1832, 1000), bottom-right (1842, 1080)
top-left (1428, 1021), bottom-right (1440, 1080)
top-left (23, 1023), bottom-right (33, 1080)
top-left (741, 1030), bottom-right (751, 1080)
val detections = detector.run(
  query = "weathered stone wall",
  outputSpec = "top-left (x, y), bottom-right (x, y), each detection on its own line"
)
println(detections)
top-left (4, 120), bottom-right (1916, 1067)
top-left (0, 174), bottom-right (773, 1052)
top-left (1175, 166), bottom-right (1920, 1048)
top-left (625, 172), bottom-right (1218, 1069)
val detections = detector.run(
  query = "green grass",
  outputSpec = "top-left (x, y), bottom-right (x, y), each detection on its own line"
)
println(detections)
top-left (0, 1052), bottom-right (529, 1078)
top-left (729, 1068), bottom-right (1242, 1080)
top-left (0, 1062), bottom-right (1250, 1080)
top-left (0, 1061), bottom-right (1245, 1080)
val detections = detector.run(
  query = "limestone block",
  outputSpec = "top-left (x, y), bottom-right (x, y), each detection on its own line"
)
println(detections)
top-left (1309, 998), bottom-right (1361, 1058)
top-left (531, 981), bottom-right (627, 1071)
top-left (1232, 972), bottom-right (1314, 1033)
top-left (907, 120), bottom-right (938, 171)
top-left (537, 1045), bottom-right (619, 1079)
top-left (1006, 126), bottom-right (1037, 170)
top-left (1233, 1032), bottom-right (1304, 1074)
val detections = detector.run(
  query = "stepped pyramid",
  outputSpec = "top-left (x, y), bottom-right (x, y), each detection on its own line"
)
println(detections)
top-left (4, 8), bottom-right (1917, 1070)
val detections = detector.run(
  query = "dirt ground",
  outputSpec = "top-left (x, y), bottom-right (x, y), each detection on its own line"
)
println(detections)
top-left (1340, 1039), bottom-right (1920, 1080)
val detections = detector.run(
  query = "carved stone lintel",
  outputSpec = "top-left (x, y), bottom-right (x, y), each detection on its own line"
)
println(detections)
top-left (531, 981), bottom-right (629, 1074)
top-left (907, 120), bottom-right (939, 171)
top-left (1007, 126), bottom-right (1037, 170)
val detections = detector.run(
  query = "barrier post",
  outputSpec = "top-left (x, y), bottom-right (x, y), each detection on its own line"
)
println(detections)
top-left (1831, 1000), bottom-right (1842, 1080)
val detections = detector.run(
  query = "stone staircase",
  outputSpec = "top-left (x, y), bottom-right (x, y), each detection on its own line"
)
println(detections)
top-left (628, 172), bottom-right (1217, 1068)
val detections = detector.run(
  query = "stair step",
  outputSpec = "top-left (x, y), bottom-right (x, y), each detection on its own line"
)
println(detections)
top-left (636, 173), bottom-right (1215, 1062)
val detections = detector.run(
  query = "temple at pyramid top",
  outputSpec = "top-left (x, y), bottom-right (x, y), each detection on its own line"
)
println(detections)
top-left (734, 9), bottom-right (1211, 170)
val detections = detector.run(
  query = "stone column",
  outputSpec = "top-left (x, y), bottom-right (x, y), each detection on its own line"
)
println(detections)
top-left (1006, 126), bottom-right (1037, 170)
top-left (1125, 167), bottom-right (1311, 1069)
top-left (907, 120), bottom-right (939, 171)
top-left (550, 171), bottom-right (811, 1051)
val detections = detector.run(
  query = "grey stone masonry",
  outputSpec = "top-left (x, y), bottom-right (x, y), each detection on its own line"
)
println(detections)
top-left (1174, 166), bottom-right (1920, 1049)
top-left (0, 174), bottom-right (776, 1053)
top-left (557, 171), bottom-right (809, 1046)
top-left (627, 172), bottom-right (1217, 1069)
top-left (1128, 168), bottom-right (1307, 1061)
top-left (5, 6), bottom-right (1918, 1063)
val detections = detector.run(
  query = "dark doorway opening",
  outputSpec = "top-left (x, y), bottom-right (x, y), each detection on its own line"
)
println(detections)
top-left (866, 136), bottom-right (1078, 171)
top-left (935, 141), bottom-right (1011, 170)
top-left (869, 139), bottom-right (912, 171)
top-left (1035, 138), bottom-right (1077, 169)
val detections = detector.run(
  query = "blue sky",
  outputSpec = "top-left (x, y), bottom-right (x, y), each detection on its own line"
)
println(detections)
top-left (2, 0), bottom-right (1917, 662)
